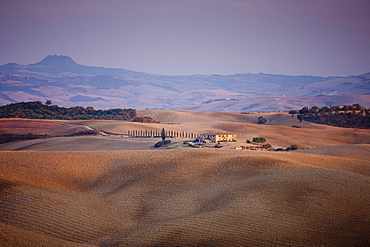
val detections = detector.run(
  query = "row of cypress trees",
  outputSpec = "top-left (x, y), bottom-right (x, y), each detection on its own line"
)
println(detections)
top-left (128, 129), bottom-right (198, 139)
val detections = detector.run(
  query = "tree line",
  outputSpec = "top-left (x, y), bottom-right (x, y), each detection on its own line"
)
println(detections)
top-left (128, 129), bottom-right (199, 139)
top-left (289, 104), bottom-right (370, 129)
top-left (0, 101), bottom-right (137, 120)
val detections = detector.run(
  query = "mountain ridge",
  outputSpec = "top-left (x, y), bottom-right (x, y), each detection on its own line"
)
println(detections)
top-left (0, 54), bottom-right (352, 78)
top-left (30, 54), bottom-right (79, 67)
top-left (0, 55), bottom-right (369, 111)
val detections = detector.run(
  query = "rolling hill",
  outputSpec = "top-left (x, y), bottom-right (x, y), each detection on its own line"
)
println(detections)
top-left (1, 110), bottom-right (369, 151)
top-left (1, 55), bottom-right (369, 111)
top-left (1, 149), bottom-right (369, 246)
top-left (1, 109), bottom-right (370, 246)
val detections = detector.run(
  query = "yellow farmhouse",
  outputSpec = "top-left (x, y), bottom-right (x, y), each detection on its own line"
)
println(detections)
top-left (199, 133), bottom-right (237, 143)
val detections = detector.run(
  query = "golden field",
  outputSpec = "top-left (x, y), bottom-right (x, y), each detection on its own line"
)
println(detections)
top-left (1, 110), bottom-right (369, 151)
top-left (1, 110), bottom-right (370, 246)
top-left (0, 118), bottom-right (86, 135)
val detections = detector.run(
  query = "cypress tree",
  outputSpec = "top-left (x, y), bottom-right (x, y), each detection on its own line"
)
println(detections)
top-left (161, 128), bottom-right (166, 141)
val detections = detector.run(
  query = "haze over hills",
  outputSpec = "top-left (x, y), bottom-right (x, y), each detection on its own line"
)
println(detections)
top-left (0, 55), bottom-right (369, 111)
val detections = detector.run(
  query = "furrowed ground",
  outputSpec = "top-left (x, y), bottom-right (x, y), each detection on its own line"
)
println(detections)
top-left (1, 110), bottom-right (369, 246)
top-left (1, 149), bottom-right (369, 246)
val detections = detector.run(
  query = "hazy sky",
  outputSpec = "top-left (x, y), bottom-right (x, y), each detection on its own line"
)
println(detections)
top-left (1, 0), bottom-right (370, 76)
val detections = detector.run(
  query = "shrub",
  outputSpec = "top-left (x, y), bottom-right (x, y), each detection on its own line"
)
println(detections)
top-left (292, 125), bottom-right (301, 128)
top-left (287, 144), bottom-right (298, 150)
top-left (154, 141), bottom-right (163, 148)
top-left (252, 137), bottom-right (266, 143)
top-left (261, 143), bottom-right (272, 149)
top-left (154, 140), bottom-right (171, 148)
top-left (257, 116), bottom-right (267, 124)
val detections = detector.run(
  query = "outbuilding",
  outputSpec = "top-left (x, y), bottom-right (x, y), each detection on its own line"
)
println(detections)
top-left (199, 133), bottom-right (237, 143)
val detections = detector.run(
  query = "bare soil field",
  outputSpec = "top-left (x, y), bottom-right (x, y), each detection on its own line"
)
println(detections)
top-left (0, 136), bottom-right (161, 151)
top-left (0, 118), bottom-right (86, 135)
top-left (1, 111), bottom-right (369, 246)
top-left (4, 110), bottom-right (369, 150)
top-left (1, 149), bottom-right (369, 246)
top-left (295, 144), bottom-right (370, 159)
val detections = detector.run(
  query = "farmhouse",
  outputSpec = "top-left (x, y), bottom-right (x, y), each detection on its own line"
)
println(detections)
top-left (199, 133), bottom-right (237, 143)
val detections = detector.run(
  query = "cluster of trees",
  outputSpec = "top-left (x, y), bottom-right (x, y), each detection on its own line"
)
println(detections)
top-left (289, 104), bottom-right (369, 128)
top-left (0, 101), bottom-right (137, 120)
top-left (243, 137), bottom-right (272, 150)
top-left (257, 116), bottom-right (267, 124)
top-left (275, 144), bottom-right (299, 151)
top-left (251, 137), bottom-right (266, 143)
top-left (245, 136), bottom-right (298, 151)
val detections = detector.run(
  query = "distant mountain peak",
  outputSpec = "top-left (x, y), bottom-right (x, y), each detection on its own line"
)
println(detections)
top-left (30, 54), bottom-right (79, 67)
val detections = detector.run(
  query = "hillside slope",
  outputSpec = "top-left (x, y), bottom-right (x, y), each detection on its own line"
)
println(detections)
top-left (1, 111), bottom-right (369, 151)
top-left (1, 149), bottom-right (369, 246)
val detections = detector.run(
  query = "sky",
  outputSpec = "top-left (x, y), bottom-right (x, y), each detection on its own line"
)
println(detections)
top-left (1, 0), bottom-right (370, 76)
